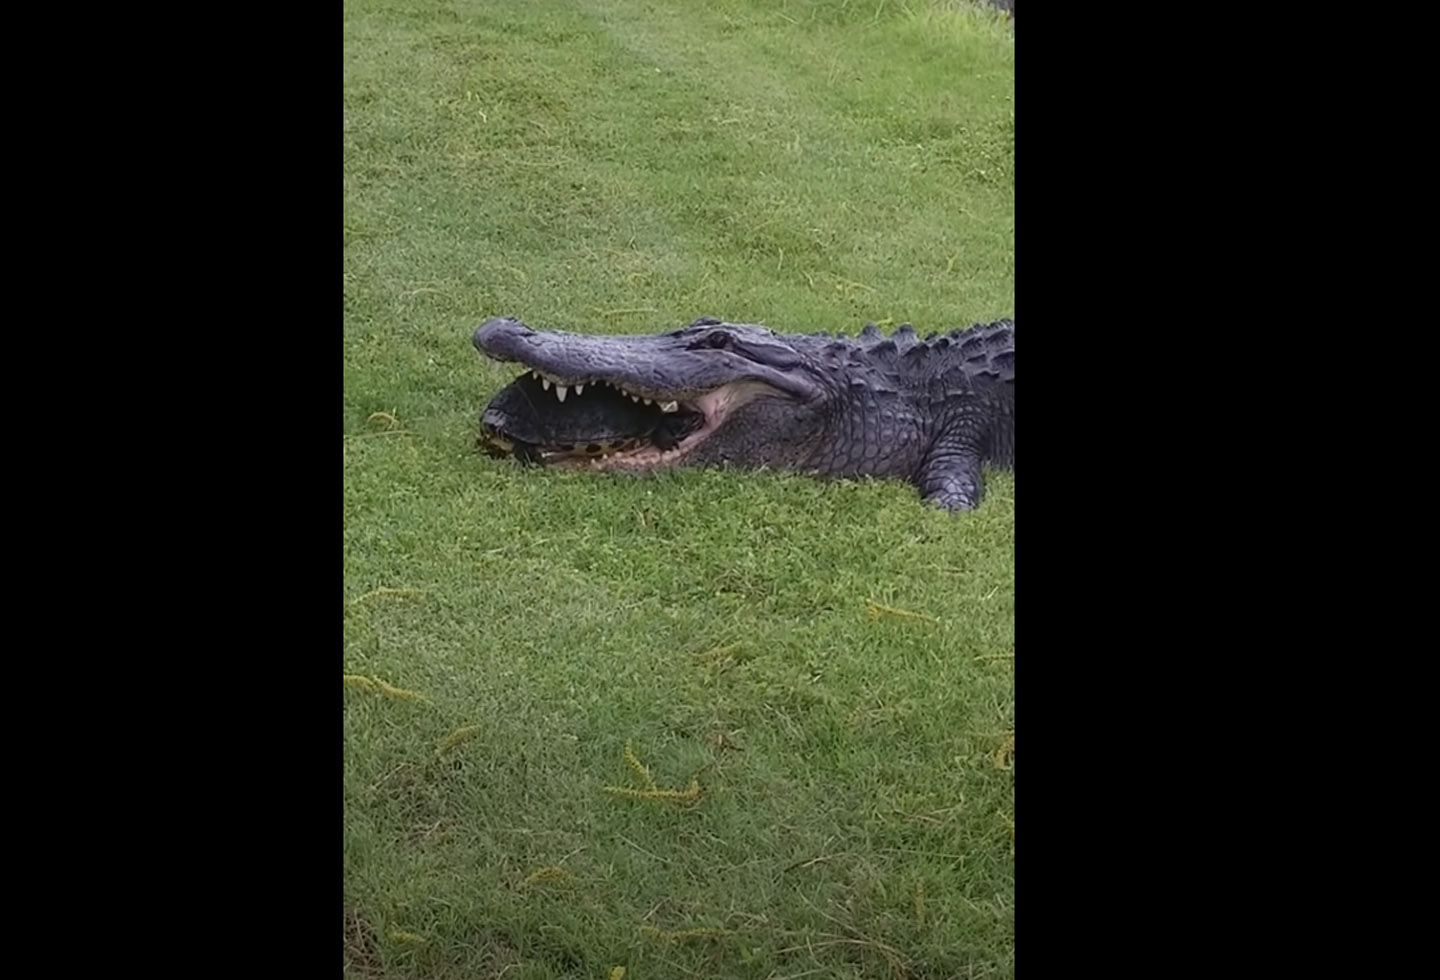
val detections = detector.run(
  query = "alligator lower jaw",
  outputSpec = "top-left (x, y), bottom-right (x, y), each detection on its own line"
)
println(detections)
top-left (579, 422), bottom-right (712, 471)
top-left (486, 415), bottom-right (713, 471)
top-left (479, 431), bottom-right (650, 464)
top-left (561, 385), bottom-right (740, 471)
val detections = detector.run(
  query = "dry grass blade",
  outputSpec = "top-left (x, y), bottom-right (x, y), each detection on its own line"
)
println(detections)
top-left (436, 725), bottom-right (480, 754)
top-left (604, 778), bottom-right (702, 805)
top-left (343, 907), bottom-right (382, 978)
top-left (623, 740), bottom-right (657, 789)
top-left (993, 730), bottom-right (1014, 770)
top-left (522, 865), bottom-right (571, 888)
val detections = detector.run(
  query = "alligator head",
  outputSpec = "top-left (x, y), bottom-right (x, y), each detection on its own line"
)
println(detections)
top-left (473, 315), bottom-right (828, 472)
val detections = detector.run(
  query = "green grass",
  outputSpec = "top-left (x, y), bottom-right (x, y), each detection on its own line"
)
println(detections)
top-left (344, 1), bottom-right (1014, 977)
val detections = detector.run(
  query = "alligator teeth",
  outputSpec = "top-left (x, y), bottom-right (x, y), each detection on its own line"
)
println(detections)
top-left (575, 383), bottom-right (585, 396)
top-left (643, 398), bottom-right (653, 405)
top-left (555, 385), bottom-right (568, 402)
top-left (542, 378), bottom-right (551, 391)
top-left (659, 401), bottom-right (678, 413)
top-left (630, 394), bottom-right (640, 402)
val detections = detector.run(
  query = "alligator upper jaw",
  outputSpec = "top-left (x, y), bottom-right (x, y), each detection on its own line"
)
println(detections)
top-left (472, 316), bottom-right (821, 403)
top-left (516, 367), bottom-right (684, 413)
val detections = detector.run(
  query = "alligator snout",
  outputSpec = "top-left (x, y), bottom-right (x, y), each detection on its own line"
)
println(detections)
top-left (473, 316), bottom-right (533, 356)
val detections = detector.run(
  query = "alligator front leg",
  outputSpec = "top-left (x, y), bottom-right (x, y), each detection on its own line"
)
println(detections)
top-left (915, 448), bottom-right (986, 512)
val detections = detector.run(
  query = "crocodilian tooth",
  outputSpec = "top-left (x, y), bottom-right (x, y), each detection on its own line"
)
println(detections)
top-left (630, 394), bottom-right (640, 402)
top-left (643, 397), bottom-right (653, 405)
top-left (575, 383), bottom-right (585, 396)
top-left (555, 385), bottom-right (568, 402)
top-left (541, 378), bottom-right (551, 391)
top-left (659, 401), bottom-right (678, 413)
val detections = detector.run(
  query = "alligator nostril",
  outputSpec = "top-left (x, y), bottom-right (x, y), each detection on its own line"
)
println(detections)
top-left (473, 316), bottom-right (532, 351)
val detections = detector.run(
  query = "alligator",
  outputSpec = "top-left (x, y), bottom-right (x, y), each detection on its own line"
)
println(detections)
top-left (472, 315), bottom-right (1013, 512)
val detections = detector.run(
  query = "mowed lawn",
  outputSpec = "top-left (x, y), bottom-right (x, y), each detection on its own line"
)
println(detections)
top-left (344, 1), bottom-right (1014, 977)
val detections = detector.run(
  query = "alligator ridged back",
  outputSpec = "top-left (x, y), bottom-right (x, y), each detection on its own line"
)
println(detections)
top-left (799, 319), bottom-right (1014, 386)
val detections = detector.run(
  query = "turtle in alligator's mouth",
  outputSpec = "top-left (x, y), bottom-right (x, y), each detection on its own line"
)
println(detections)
top-left (479, 370), bottom-right (708, 468)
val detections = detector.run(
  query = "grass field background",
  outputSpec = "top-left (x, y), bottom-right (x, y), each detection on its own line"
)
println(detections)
top-left (344, 1), bottom-right (1014, 976)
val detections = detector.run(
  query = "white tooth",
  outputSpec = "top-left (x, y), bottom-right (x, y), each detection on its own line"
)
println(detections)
top-left (643, 398), bottom-right (653, 405)
top-left (660, 401), bottom-right (678, 413)
top-left (575, 383), bottom-right (585, 396)
top-left (532, 371), bottom-right (540, 380)
top-left (556, 385), bottom-right (568, 402)
top-left (542, 378), bottom-right (551, 391)
top-left (630, 394), bottom-right (640, 402)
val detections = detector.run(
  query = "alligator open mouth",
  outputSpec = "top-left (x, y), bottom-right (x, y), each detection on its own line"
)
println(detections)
top-left (479, 367), bottom-right (763, 470)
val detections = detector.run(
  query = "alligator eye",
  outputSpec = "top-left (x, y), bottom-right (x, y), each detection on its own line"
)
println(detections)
top-left (692, 331), bottom-right (732, 350)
